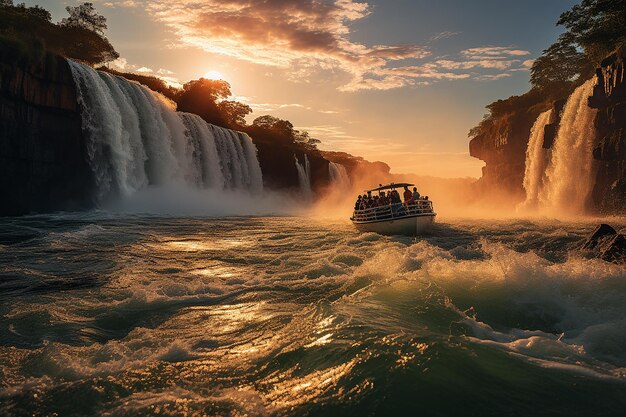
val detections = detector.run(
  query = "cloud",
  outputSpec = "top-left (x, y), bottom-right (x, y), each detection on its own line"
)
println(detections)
top-left (460, 46), bottom-right (530, 59)
top-left (105, 1), bottom-right (534, 91)
top-left (429, 31), bottom-right (461, 42)
top-left (475, 73), bottom-right (512, 81)
top-left (125, 0), bottom-right (437, 91)
top-left (435, 59), bottom-right (519, 71)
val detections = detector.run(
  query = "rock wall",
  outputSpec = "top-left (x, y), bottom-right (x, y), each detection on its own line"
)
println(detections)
top-left (468, 107), bottom-right (542, 201)
top-left (253, 141), bottom-right (332, 192)
top-left (589, 46), bottom-right (626, 213)
top-left (0, 53), bottom-right (93, 216)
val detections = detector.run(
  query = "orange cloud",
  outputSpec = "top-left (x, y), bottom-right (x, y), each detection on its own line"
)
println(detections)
top-left (108, 1), bottom-right (533, 91)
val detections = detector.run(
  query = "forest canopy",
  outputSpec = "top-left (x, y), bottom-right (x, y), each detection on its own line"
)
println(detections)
top-left (0, 1), bottom-right (118, 65)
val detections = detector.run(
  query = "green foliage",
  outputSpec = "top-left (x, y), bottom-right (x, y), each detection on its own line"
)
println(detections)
top-left (531, 0), bottom-right (625, 90)
top-left (530, 34), bottom-right (594, 88)
top-left (218, 100), bottom-right (252, 127)
top-left (176, 78), bottom-right (233, 126)
top-left (249, 115), bottom-right (318, 148)
top-left (558, 0), bottom-right (626, 63)
top-left (60, 2), bottom-right (107, 34)
top-left (0, 1), bottom-right (118, 66)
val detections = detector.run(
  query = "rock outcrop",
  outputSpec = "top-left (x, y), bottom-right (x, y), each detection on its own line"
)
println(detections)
top-left (589, 46), bottom-right (626, 213)
top-left (0, 52), bottom-right (94, 216)
top-left (468, 106), bottom-right (543, 200)
top-left (581, 223), bottom-right (626, 263)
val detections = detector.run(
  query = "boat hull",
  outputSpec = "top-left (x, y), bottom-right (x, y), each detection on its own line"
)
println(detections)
top-left (352, 213), bottom-right (436, 236)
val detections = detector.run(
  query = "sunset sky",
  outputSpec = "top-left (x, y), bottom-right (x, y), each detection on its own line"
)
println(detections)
top-left (30, 0), bottom-right (578, 177)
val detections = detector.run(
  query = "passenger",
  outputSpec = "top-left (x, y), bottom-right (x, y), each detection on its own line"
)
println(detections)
top-left (392, 190), bottom-right (401, 204)
top-left (359, 196), bottom-right (367, 210)
top-left (354, 195), bottom-right (362, 211)
top-left (411, 187), bottom-right (419, 202)
top-left (403, 186), bottom-right (413, 205)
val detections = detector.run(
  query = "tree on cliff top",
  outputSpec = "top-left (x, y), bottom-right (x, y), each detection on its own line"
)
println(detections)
top-left (0, 1), bottom-right (118, 65)
top-left (250, 115), bottom-right (319, 148)
top-left (176, 78), bottom-right (233, 127)
top-left (531, 0), bottom-right (626, 90)
top-left (60, 2), bottom-right (107, 35)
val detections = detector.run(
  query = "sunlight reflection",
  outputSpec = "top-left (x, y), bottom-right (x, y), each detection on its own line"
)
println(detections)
top-left (156, 238), bottom-right (249, 252)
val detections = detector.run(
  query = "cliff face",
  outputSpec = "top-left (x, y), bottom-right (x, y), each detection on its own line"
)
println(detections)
top-left (0, 53), bottom-right (93, 216)
top-left (589, 46), bottom-right (626, 212)
top-left (254, 140), bottom-right (332, 192)
top-left (468, 107), bottom-right (542, 200)
top-left (469, 47), bottom-right (626, 213)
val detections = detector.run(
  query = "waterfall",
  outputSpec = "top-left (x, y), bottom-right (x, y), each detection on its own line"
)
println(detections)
top-left (328, 162), bottom-right (351, 191)
top-left (68, 60), bottom-right (263, 201)
top-left (540, 79), bottom-right (597, 215)
top-left (295, 154), bottom-right (312, 198)
top-left (519, 109), bottom-right (552, 209)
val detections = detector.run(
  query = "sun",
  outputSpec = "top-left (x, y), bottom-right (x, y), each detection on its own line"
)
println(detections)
top-left (203, 70), bottom-right (224, 80)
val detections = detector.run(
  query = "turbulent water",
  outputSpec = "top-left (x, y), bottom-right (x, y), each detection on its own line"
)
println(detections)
top-left (68, 61), bottom-right (262, 201)
top-left (541, 79), bottom-right (597, 214)
top-left (1, 214), bottom-right (626, 416)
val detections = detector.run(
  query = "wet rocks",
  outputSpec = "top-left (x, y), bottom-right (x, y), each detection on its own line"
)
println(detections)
top-left (581, 224), bottom-right (626, 263)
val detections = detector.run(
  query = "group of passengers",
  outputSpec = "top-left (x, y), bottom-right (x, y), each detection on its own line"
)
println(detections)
top-left (354, 186), bottom-right (427, 211)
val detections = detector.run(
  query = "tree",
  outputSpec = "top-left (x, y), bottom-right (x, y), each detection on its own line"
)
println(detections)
top-left (530, 0), bottom-right (626, 90)
top-left (0, 0), bottom-right (13, 7)
top-left (177, 78), bottom-right (233, 126)
top-left (54, 26), bottom-right (119, 65)
top-left (531, 34), bottom-right (593, 88)
top-left (558, 0), bottom-right (626, 63)
top-left (26, 5), bottom-right (51, 22)
top-left (218, 100), bottom-right (252, 127)
top-left (252, 115), bottom-right (295, 137)
top-left (60, 2), bottom-right (107, 34)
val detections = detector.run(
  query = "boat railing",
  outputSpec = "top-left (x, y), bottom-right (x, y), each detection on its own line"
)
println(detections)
top-left (351, 200), bottom-right (434, 222)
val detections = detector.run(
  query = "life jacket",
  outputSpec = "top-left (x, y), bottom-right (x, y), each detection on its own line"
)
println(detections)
top-left (403, 190), bottom-right (412, 202)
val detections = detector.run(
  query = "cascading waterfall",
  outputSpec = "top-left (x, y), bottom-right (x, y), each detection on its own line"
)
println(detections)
top-left (68, 60), bottom-right (263, 201)
top-left (295, 154), bottom-right (312, 198)
top-left (539, 79), bottom-right (597, 214)
top-left (519, 109), bottom-right (552, 209)
top-left (328, 162), bottom-right (351, 191)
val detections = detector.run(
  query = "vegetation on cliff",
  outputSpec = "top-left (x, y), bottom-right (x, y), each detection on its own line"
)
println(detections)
top-left (469, 0), bottom-right (626, 143)
top-left (0, 1), bottom-right (118, 66)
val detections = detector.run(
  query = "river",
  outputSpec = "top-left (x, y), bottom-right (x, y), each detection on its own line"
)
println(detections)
top-left (1, 214), bottom-right (625, 416)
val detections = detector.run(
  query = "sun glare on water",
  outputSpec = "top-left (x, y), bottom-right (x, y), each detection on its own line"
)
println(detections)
top-left (204, 70), bottom-right (224, 80)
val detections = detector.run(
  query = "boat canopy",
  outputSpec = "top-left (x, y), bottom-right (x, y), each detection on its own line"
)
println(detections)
top-left (365, 182), bottom-right (415, 193)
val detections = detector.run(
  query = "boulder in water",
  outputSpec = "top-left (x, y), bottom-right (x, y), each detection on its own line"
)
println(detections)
top-left (581, 224), bottom-right (626, 263)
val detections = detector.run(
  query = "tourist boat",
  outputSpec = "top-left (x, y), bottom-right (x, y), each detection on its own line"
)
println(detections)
top-left (350, 183), bottom-right (436, 235)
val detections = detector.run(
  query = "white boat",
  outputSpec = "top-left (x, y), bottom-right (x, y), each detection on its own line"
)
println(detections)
top-left (350, 183), bottom-right (436, 236)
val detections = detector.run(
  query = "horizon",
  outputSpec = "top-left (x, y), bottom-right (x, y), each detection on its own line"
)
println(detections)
top-left (27, 0), bottom-right (577, 178)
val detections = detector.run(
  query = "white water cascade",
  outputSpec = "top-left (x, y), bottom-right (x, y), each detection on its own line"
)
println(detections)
top-left (519, 109), bottom-right (552, 209)
top-left (295, 154), bottom-right (312, 198)
top-left (68, 60), bottom-right (263, 201)
top-left (328, 162), bottom-right (351, 191)
top-left (539, 79), bottom-right (597, 215)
